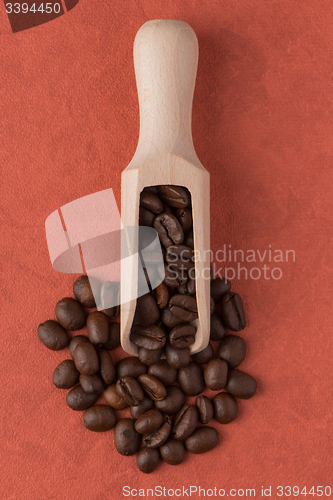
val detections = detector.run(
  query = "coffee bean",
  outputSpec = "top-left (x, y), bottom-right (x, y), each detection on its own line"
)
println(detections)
top-left (178, 362), bottom-right (205, 396)
top-left (97, 348), bottom-right (115, 385)
top-left (86, 311), bottom-right (109, 345)
top-left (55, 297), bottom-right (86, 331)
top-left (74, 342), bottom-right (99, 375)
top-left (103, 384), bottom-right (128, 410)
top-left (133, 294), bottom-right (160, 327)
top-left (220, 293), bottom-right (246, 331)
top-left (195, 395), bottom-right (214, 424)
top-left (116, 376), bottom-right (144, 406)
top-left (52, 360), bottom-right (79, 389)
top-left (184, 229), bottom-right (194, 249)
top-left (153, 213), bottom-right (184, 247)
top-left (204, 358), bottom-right (228, 391)
top-left (148, 360), bottom-right (177, 387)
top-left (139, 206), bottom-right (155, 227)
top-left (169, 294), bottom-right (198, 322)
top-left (140, 191), bottom-right (164, 214)
top-left (114, 418), bottom-right (141, 456)
top-left (130, 325), bottom-right (166, 350)
top-left (210, 277), bottom-right (231, 302)
top-left (165, 343), bottom-right (191, 369)
top-left (79, 373), bottom-right (105, 394)
top-left (66, 385), bottom-right (99, 411)
top-left (100, 281), bottom-right (120, 319)
top-left (154, 386), bottom-right (186, 415)
top-left (210, 297), bottom-right (215, 315)
top-left (172, 404), bottom-right (198, 440)
top-left (73, 275), bottom-right (100, 308)
top-left (213, 392), bottom-right (238, 424)
top-left (158, 185), bottom-right (189, 208)
top-left (225, 369), bottom-right (257, 399)
top-left (178, 278), bottom-right (195, 295)
top-left (136, 447), bottom-right (160, 474)
top-left (191, 342), bottom-right (214, 365)
top-left (185, 426), bottom-right (219, 454)
top-left (143, 415), bottom-right (172, 448)
top-left (217, 335), bottom-right (247, 368)
top-left (138, 347), bottom-right (163, 366)
top-left (163, 263), bottom-right (187, 287)
top-left (165, 245), bottom-right (193, 270)
top-left (153, 282), bottom-right (169, 309)
top-left (130, 395), bottom-right (154, 419)
top-left (38, 320), bottom-right (70, 351)
top-left (116, 357), bottom-right (147, 379)
top-left (138, 374), bottom-right (167, 401)
top-left (142, 186), bottom-right (159, 194)
top-left (134, 409), bottom-right (164, 434)
top-left (103, 322), bottom-right (120, 350)
top-left (169, 324), bottom-right (195, 349)
top-left (83, 405), bottom-right (117, 432)
top-left (210, 313), bottom-right (227, 341)
top-left (161, 308), bottom-right (184, 328)
top-left (175, 207), bottom-right (192, 233)
top-left (68, 335), bottom-right (90, 358)
top-left (160, 438), bottom-right (185, 465)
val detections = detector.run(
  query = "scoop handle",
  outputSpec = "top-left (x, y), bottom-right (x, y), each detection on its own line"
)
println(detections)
top-left (129, 19), bottom-right (202, 168)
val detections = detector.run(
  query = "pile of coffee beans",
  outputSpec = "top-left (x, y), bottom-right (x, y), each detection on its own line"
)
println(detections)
top-left (37, 185), bottom-right (257, 473)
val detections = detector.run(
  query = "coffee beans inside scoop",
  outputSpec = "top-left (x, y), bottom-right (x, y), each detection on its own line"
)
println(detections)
top-left (37, 184), bottom-right (257, 473)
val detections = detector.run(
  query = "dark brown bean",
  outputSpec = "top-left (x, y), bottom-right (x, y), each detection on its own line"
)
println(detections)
top-left (165, 245), bottom-right (194, 271)
top-left (184, 229), bottom-right (194, 249)
top-left (158, 185), bottom-right (189, 208)
top-left (38, 320), bottom-right (70, 351)
top-left (172, 404), bottom-right (198, 440)
top-left (55, 297), bottom-right (86, 331)
top-left (83, 405), bottom-right (117, 432)
top-left (134, 409), bottom-right (164, 434)
top-left (74, 342), bottom-right (99, 375)
top-left (161, 308), bottom-right (184, 328)
top-left (191, 342), bottom-right (214, 365)
top-left (130, 325), bottom-right (166, 350)
top-left (169, 324), bottom-right (195, 349)
top-left (103, 322), bottom-right (120, 350)
top-left (133, 294), bottom-right (160, 327)
top-left (153, 282), bottom-right (169, 309)
top-left (169, 294), bottom-right (198, 322)
top-left (175, 207), bottom-right (192, 233)
top-left (160, 438), bottom-right (185, 465)
top-left (52, 360), bottom-right (79, 389)
top-left (140, 191), bottom-right (164, 214)
top-left (86, 311), bottom-right (109, 345)
top-left (68, 335), bottom-right (90, 358)
top-left (210, 313), bottom-right (227, 341)
top-left (213, 392), bottom-right (238, 424)
top-left (98, 348), bottom-right (116, 385)
top-left (79, 373), bottom-right (105, 394)
top-left (130, 395), bottom-right (154, 419)
top-left (73, 275), bottom-right (100, 308)
top-left (139, 206), bottom-right (155, 227)
top-left (185, 426), bottom-right (219, 454)
top-left (143, 415), bottom-right (172, 448)
top-left (225, 369), bottom-right (257, 399)
top-left (217, 335), bottom-right (247, 368)
top-left (204, 358), bottom-right (228, 391)
top-left (116, 376), bottom-right (144, 406)
top-left (177, 278), bottom-right (195, 295)
top-left (103, 384), bottom-right (128, 410)
top-left (66, 385), bottom-right (99, 411)
top-left (165, 343), bottom-right (191, 369)
top-left (163, 264), bottom-right (187, 287)
top-left (220, 292), bottom-right (246, 331)
top-left (100, 281), bottom-right (120, 319)
top-left (153, 213), bottom-right (184, 247)
top-left (114, 418), bottom-right (141, 456)
top-left (138, 347), bottom-right (163, 366)
top-left (154, 386), bottom-right (186, 415)
top-left (138, 374), bottom-right (167, 401)
top-left (148, 360), bottom-right (177, 387)
top-left (210, 296), bottom-right (215, 315)
top-left (178, 362), bottom-right (205, 396)
top-left (210, 277), bottom-right (231, 302)
top-left (116, 357), bottom-right (147, 379)
top-left (196, 395), bottom-right (214, 424)
top-left (136, 447), bottom-right (160, 474)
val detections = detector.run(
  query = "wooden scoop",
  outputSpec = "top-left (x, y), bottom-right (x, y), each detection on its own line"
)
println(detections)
top-left (121, 19), bottom-right (210, 356)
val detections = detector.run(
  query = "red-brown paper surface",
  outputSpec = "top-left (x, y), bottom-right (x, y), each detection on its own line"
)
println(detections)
top-left (1, 1), bottom-right (332, 499)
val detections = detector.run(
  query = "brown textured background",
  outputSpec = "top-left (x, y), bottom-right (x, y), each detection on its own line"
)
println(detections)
top-left (0, 1), bottom-right (332, 498)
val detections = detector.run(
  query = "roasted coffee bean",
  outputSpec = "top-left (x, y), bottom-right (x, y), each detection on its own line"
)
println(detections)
top-left (55, 297), bottom-right (86, 331)
top-left (143, 415), bottom-right (172, 448)
top-left (169, 324), bottom-right (195, 349)
top-left (86, 311), bottom-right (109, 345)
top-left (68, 335), bottom-right (90, 358)
top-left (38, 320), bottom-right (70, 351)
top-left (217, 334), bottom-right (247, 368)
top-left (220, 292), bottom-right (246, 331)
top-left (153, 213), bottom-right (184, 247)
top-left (178, 362), bottom-right (205, 396)
top-left (213, 392), bottom-right (238, 424)
top-left (83, 405), bottom-right (117, 432)
top-left (148, 360), bottom-right (177, 387)
top-left (136, 447), bottom-right (160, 474)
top-left (210, 313), bottom-right (227, 341)
top-left (175, 207), bottom-right (192, 233)
top-left (158, 185), bottom-right (189, 208)
top-left (204, 358), bottom-right (228, 391)
top-left (52, 360), bottom-right (79, 389)
top-left (154, 386), bottom-right (186, 415)
top-left (191, 342), bottom-right (214, 365)
top-left (103, 384), bottom-right (128, 410)
top-left (130, 395), bottom-right (154, 419)
top-left (130, 325), bottom-right (166, 350)
top-left (139, 206), bottom-right (155, 227)
top-left (195, 395), bottom-right (214, 424)
top-left (116, 357), bottom-right (147, 379)
top-left (116, 376), bottom-right (144, 406)
top-left (142, 186), bottom-right (159, 194)
top-left (225, 369), bottom-right (257, 399)
top-left (133, 294), bottom-right (160, 327)
top-left (66, 385), bottom-right (99, 411)
top-left (163, 263), bottom-right (187, 287)
top-left (73, 275), bottom-right (100, 308)
top-left (74, 342), bottom-right (99, 375)
top-left (138, 374), bottom-right (167, 401)
top-left (153, 282), bottom-right (169, 309)
top-left (210, 297), bottom-right (215, 315)
top-left (100, 281), bottom-right (120, 319)
top-left (161, 308), bottom-right (184, 328)
top-left (160, 438), bottom-right (185, 465)
top-left (185, 426), bottom-right (219, 454)
top-left (169, 294), bottom-right (198, 322)
top-left (184, 229), bottom-right (194, 249)
top-left (97, 348), bottom-right (116, 385)
top-left (165, 343), bottom-right (191, 369)
top-left (140, 191), bottom-right (164, 214)
top-left (166, 245), bottom-right (193, 269)
top-left (103, 322), bottom-right (120, 350)
top-left (172, 404), bottom-right (198, 440)
top-left (134, 409), bottom-right (164, 434)
top-left (210, 277), bottom-right (231, 302)
top-left (177, 278), bottom-right (195, 295)
top-left (138, 347), bottom-right (163, 365)
top-left (114, 418), bottom-right (141, 456)
top-left (79, 373), bottom-right (105, 394)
